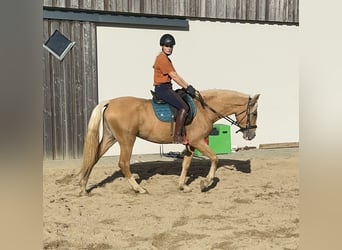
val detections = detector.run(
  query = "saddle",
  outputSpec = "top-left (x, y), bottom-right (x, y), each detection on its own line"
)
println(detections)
top-left (150, 89), bottom-right (196, 125)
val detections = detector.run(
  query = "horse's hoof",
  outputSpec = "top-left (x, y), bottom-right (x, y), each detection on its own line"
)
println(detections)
top-left (79, 190), bottom-right (88, 196)
top-left (135, 188), bottom-right (149, 194)
top-left (200, 180), bottom-right (209, 192)
top-left (179, 185), bottom-right (192, 193)
top-left (132, 173), bottom-right (140, 180)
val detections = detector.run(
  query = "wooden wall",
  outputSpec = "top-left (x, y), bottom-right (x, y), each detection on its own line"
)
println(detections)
top-left (43, 19), bottom-right (98, 160)
top-left (43, 0), bottom-right (298, 160)
top-left (43, 0), bottom-right (299, 24)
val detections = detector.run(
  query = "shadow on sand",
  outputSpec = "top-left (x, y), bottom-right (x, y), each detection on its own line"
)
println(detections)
top-left (86, 157), bottom-right (251, 193)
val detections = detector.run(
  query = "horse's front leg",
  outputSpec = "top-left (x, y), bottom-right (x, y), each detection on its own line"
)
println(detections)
top-left (193, 141), bottom-right (219, 191)
top-left (118, 141), bottom-right (148, 194)
top-left (179, 146), bottom-right (194, 193)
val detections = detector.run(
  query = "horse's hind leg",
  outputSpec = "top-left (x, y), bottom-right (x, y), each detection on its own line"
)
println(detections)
top-left (98, 121), bottom-right (117, 158)
top-left (79, 122), bottom-right (116, 194)
top-left (118, 138), bottom-right (147, 194)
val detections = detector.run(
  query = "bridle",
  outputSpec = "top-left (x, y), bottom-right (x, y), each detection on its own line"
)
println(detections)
top-left (196, 92), bottom-right (257, 134)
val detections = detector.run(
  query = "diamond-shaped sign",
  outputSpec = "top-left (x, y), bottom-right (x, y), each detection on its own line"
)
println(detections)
top-left (43, 30), bottom-right (75, 61)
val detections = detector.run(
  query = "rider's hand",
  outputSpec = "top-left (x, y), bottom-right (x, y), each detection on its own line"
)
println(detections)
top-left (186, 85), bottom-right (197, 98)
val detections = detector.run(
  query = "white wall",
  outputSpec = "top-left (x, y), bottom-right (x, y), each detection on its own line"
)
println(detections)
top-left (97, 20), bottom-right (299, 155)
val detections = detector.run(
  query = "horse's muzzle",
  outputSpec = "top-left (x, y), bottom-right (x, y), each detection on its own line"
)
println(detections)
top-left (243, 129), bottom-right (256, 140)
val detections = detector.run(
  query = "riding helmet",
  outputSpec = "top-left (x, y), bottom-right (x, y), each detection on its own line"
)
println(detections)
top-left (159, 34), bottom-right (176, 46)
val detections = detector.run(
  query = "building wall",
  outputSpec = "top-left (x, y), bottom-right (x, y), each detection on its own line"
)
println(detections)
top-left (97, 20), bottom-right (299, 155)
top-left (43, 19), bottom-right (98, 160)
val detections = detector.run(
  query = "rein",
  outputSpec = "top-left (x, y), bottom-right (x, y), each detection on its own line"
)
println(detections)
top-left (196, 92), bottom-right (257, 133)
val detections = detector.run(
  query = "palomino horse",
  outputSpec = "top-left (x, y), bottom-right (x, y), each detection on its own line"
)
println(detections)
top-left (79, 89), bottom-right (260, 194)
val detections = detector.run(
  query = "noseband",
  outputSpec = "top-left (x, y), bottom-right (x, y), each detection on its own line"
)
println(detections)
top-left (196, 93), bottom-right (257, 134)
top-left (234, 97), bottom-right (257, 133)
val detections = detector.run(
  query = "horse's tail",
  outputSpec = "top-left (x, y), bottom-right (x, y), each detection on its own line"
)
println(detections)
top-left (78, 100), bottom-right (109, 180)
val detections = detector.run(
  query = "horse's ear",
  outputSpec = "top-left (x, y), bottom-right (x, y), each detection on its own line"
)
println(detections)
top-left (251, 94), bottom-right (260, 114)
top-left (251, 94), bottom-right (260, 104)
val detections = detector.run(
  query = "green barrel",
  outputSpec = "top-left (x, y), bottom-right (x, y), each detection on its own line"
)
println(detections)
top-left (194, 124), bottom-right (232, 156)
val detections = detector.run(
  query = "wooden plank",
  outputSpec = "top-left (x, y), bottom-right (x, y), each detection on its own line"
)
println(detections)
top-left (235, 0), bottom-right (241, 19)
top-left (90, 23), bottom-right (98, 110)
top-left (61, 21), bottom-right (74, 159)
top-left (80, 0), bottom-right (92, 10)
top-left (80, 22), bottom-right (89, 157)
top-left (178, 0), bottom-right (185, 16)
top-left (131, 0), bottom-right (141, 13)
top-left (164, 0), bottom-right (173, 15)
top-left (206, 0), bottom-right (216, 18)
top-left (70, 21), bottom-right (84, 158)
top-left (44, 0), bottom-right (53, 6)
top-left (264, 0), bottom-right (269, 21)
top-left (105, 0), bottom-right (116, 12)
top-left (49, 20), bottom-right (64, 159)
top-left (257, 0), bottom-right (266, 21)
top-left (216, 0), bottom-right (227, 19)
top-left (183, 0), bottom-right (189, 16)
top-left (150, 0), bottom-right (157, 13)
top-left (156, 0), bottom-right (163, 15)
top-left (268, 0), bottom-right (277, 21)
top-left (198, 0), bottom-right (206, 17)
top-left (59, 22), bottom-right (67, 159)
top-left (275, 0), bottom-right (281, 21)
top-left (122, 0), bottom-right (129, 12)
top-left (226, 0), bottom-right (237, 19)
top-left (242, 0), bottom-right (248, 19)
top-left (93, 0), bottom-right (105, 10)
top-left (82, 22), bottom-right (95, 154)
top-left (68, 21), bottom-right (75, 158)
top-left (259, 142), bottom-right (299, 149)
top-left (142, 0), bottom-right (152, 14)
top-left (187, 0), bottom-right (196, 16)
top-left (69, 0), bottom-right (79, 8)
top-left (173, 0), bottom-right (179, 16)
top-left (287, 0), bottom-right (294, 22)
top-left (237, 0), bottom-right (247, 19)
top-left (246, 0), bottom-right (256, 20)
top-left (54, 0), bottom-right (66, 8)
top-left (280, 0), bottom-right (287, 21)
top-left (43, 20), bottom-right (53, 160)
top-left (293, 0), bottom-right (299, 23)
top-left (115, 0), bottom-right (123, 12)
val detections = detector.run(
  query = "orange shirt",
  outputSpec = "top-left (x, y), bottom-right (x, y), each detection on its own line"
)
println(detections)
top-left (153, 52), bottom-right (175, 86)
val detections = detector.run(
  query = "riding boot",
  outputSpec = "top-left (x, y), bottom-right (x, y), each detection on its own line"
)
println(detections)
top-left (174, 109), bottom-right (187, 144)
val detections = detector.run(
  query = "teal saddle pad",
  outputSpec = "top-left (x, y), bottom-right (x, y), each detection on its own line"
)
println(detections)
top-left (151, 93), bottom-right (197, 124)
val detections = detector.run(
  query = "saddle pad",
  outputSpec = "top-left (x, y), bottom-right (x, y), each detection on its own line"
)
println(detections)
top-left (151, 94), bottom-right (197, 123)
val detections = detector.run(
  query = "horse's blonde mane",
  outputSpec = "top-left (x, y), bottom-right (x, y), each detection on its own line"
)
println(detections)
top-left (201, 89), bottom-right (248, 104)
top-left (201, 89), bottom-right (247, 95)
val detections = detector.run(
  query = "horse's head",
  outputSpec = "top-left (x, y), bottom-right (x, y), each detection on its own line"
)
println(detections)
top-left (235, 94), bottom-right (260, 140)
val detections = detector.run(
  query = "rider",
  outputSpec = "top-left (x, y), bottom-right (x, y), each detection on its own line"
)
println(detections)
top-left (153, 33), bottom-right (197, 144)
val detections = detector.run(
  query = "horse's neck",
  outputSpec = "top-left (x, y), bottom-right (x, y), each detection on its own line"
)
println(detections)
top-left (203, 90), bottom-right (247, 119)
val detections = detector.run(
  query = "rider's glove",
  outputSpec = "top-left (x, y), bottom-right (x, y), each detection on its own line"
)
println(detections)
top-left (186, 85), bottom-right (197, 98)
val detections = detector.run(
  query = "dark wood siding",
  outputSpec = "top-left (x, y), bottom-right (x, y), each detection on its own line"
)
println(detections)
top-left (43, 0), bottom-right (299, 23)
top-left (43, 19), bottom-right (98, 160)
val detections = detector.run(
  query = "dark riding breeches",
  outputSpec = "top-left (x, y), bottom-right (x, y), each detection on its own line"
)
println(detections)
top-left (154, 83), bottom-right (189, 112)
